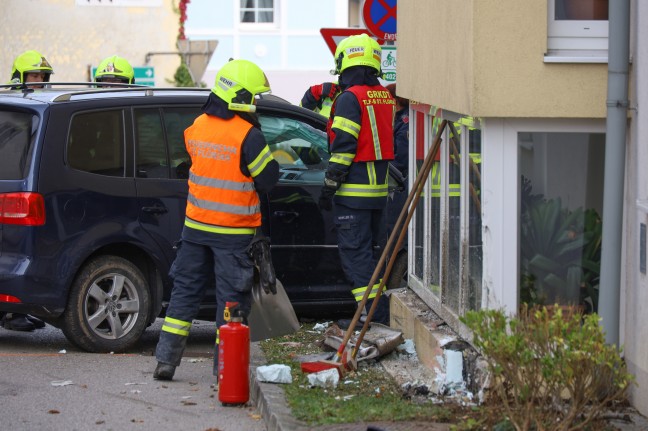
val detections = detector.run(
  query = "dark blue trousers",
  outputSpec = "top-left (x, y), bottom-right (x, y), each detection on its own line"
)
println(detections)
top-left (334, 204), bottom-right (390, 325)
top-left (155, 226), bottom-right (254, 376)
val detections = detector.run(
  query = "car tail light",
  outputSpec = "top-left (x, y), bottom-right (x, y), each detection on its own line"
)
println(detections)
top-left (0, 192), bottom-right (46, 226)
top-left (0, 294), bottom-right (22, 303)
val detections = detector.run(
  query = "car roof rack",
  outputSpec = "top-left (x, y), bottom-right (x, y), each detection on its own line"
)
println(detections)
top-left (0, 82), bottom-right (150, 98)
top-left (48, 86), bottom-right (211, 102)
top-left (0, 82), bottom-right (212, 102)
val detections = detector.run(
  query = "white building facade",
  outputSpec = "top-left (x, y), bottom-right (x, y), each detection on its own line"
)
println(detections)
top-left (185, 0), bottom-right (358, 104)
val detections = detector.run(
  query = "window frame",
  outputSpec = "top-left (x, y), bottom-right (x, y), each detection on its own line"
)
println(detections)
top-left (546, 0), bottom-right (609, 63)
top-left (238, 0), bottom-right (277, 29)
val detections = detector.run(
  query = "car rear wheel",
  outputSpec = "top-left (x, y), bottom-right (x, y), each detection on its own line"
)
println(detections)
top-left (62, 255), bottom-right (150, 353)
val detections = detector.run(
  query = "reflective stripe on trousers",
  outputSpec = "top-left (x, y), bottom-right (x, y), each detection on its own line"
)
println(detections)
top-left (351, 281), bottom-right (384, 302)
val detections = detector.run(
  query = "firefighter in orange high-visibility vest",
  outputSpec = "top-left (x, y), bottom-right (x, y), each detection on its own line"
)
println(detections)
top-left (153, 59), bottom-right (280, 381)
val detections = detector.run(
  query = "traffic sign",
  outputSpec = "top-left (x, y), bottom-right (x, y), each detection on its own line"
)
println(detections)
top-left (380, 46), bottom-right (397, 82)
top-left (90, 66), bottom-right (155, 86)
top-left (320, 28), bottom-right (386, 56)
top-left (133, 67), bottom-right (155, 86)
top-left (362, 0), bottom-right (397, 41)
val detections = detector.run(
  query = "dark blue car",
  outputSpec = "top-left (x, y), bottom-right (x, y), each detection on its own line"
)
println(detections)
top-left (0, 85), bottom-right (404, 352)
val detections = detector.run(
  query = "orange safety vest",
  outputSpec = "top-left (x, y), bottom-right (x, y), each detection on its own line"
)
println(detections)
top-left (333, 84), bottom-right (395, 162)
top-left (184, 114), bottom-right (261, 228)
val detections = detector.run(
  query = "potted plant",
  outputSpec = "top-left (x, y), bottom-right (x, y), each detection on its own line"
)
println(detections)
top-left (519, 177), bottom-right (601, 312)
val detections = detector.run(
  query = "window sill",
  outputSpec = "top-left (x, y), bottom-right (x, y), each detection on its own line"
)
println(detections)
top-left (544, 55), bottom-right (608, 64)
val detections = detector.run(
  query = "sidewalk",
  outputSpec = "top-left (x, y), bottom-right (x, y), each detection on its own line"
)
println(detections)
top-left (249, 342), bottom-right (648, 431)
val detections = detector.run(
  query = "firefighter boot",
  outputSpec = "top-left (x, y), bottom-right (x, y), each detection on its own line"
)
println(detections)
top-left (153, 362), bottom-right (176, 381)
top-left (26, 315), bottom-right (46, 329)
top-left (1, 313), bottom-right (35, 331)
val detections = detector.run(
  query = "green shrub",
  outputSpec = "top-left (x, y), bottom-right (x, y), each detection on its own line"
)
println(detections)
top-left (171, 62), bottom-right (196, 87)
top-left (461, 306), bottom-right (634, 431)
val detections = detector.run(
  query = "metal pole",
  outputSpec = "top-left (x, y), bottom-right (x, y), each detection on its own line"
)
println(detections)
top-left (599, 0), bottom-right (630, 346)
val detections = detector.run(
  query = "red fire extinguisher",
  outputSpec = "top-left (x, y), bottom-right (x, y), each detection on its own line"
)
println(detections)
top-left (218, 301), bottom-right (250, 406)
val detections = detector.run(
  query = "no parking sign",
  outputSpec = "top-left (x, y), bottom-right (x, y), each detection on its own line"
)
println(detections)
top-left (362, 0), bottom-right (397, 41)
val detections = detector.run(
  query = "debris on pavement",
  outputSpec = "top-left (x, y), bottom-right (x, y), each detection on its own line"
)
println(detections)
top-left (322, 322), bottom-right (404, 362)
top-left (397, 339), bottom-right (416, 355)
top-left (51, 380), bottom-right (74, 387)
top-left (307, 368), bottom-right (339, 388)
top-left (256, 364), bottom-right (293, 384)
top-left (311, 321), bottom-right (331, 332)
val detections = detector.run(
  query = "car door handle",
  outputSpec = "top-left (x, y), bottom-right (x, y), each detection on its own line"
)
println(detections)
top-left (274, 210), bottom-right (299, 222)
top-left (142, 204), bottom-right (168, 215)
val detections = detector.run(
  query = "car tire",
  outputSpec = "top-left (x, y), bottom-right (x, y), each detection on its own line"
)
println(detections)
top-left (62, 255), bottom-right (150, 353)
top-left (386, 249), bottom-right (408, 290)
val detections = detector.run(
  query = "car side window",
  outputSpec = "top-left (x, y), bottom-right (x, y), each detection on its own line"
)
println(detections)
top-left (258, 115), bottom-right (329, 171)
top-left (67, 110), bottom-right (125, 177)
top-left (133, 107), bottom-right (200, 180)
top-left (161, 107), bottom-right (200, 179)
top-left (135, 108), bottom-right (169, 179)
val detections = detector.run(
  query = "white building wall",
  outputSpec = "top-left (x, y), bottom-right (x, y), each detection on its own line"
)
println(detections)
top-left (624, 0), bottom-right (648, 416)
top-left (480, 118), bottom-right (518, 315)
top-left (185, 0), bottom-right (351, 104)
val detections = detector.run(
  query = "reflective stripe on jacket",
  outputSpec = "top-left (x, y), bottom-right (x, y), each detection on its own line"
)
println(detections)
top-left (184, 113), bottom-right (261, 228)
top-left (317, 97), bottom-right (334, 117)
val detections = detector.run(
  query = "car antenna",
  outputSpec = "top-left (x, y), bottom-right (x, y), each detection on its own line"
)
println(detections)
top-left (20, 84), bottom-right (35, 97)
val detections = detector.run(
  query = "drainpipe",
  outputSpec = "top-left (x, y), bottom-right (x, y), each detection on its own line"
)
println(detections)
top-left (599, 0), bottom-right (630, 346)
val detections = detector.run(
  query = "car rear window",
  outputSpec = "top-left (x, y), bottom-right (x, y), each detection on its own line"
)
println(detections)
top-left (0, 110), bottom-right (39, 180)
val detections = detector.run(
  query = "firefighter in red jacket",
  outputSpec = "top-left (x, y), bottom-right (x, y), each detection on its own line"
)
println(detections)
top-left (300, 81), bottom-right (341, 117)
top-left (154, 59), bottom-right (280, 381)
top-left (319, 34), bottom-right (395, 325)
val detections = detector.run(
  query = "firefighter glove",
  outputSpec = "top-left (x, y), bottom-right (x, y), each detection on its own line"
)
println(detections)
top-left (247, 235), bottom-right (277, 294)
top-left (321, 82), bottom-right (340, 99)
top-left (319, 183), bottom-right (337, 211)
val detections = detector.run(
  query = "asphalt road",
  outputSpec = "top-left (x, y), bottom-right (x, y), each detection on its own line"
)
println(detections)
top-left (0, 319), bottom-right (266, 431)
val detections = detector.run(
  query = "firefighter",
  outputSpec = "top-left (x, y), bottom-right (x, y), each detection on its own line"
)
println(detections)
top-left (153, 59), bottom-right (280, 381)
top-left (8, 50), bottom-right (54, 88)
top-left (319, 34), bottom-right (395, 326)
top-left (300, 81), bottom-right (341, 117)
top-left (94, 55), bottom-right (135, 85)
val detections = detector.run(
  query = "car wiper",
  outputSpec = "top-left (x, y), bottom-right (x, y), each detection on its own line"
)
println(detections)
top-left (280, 166), bottom-right (308, 171)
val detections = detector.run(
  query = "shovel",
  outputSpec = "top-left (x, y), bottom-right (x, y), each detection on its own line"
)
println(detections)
top-left (248, 278), bottom-right (300, 342)
top-left (300, 120), bottom-right (448, 376)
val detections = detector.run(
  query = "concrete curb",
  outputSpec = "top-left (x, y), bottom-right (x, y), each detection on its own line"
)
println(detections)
top-left (250, 342), bottom-right (307, 431)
